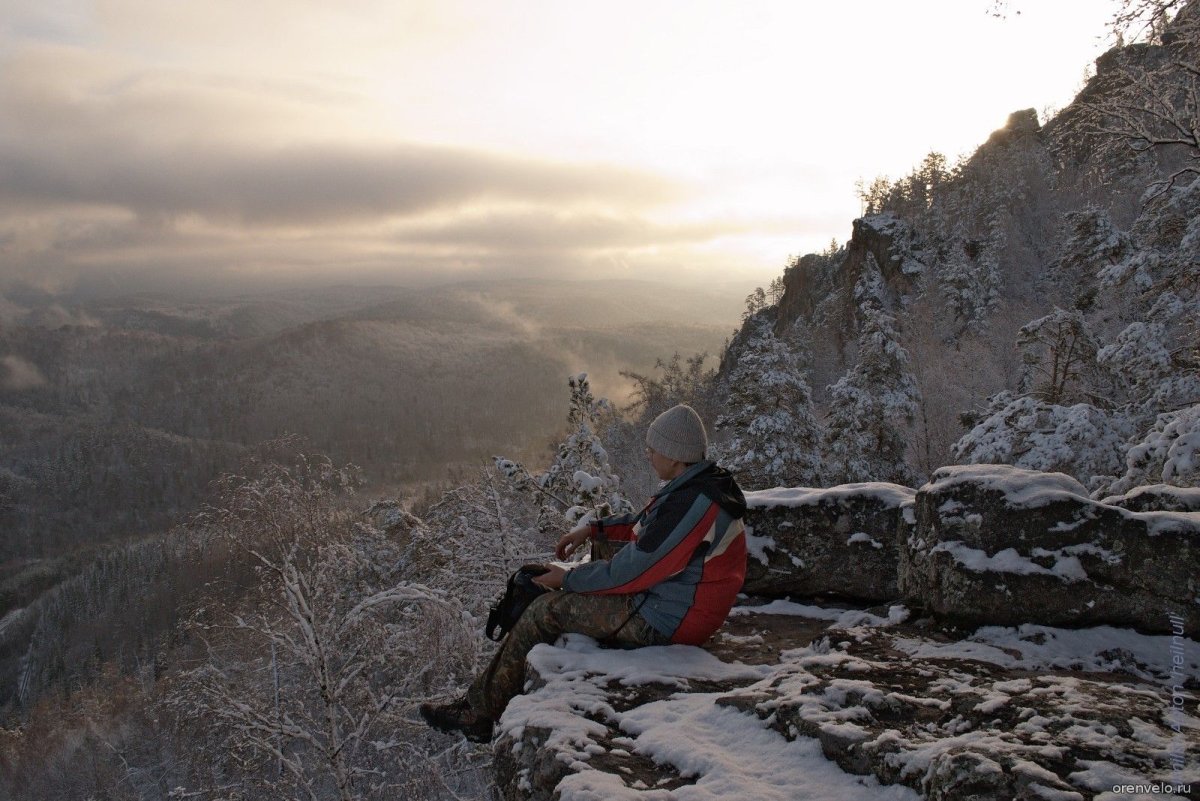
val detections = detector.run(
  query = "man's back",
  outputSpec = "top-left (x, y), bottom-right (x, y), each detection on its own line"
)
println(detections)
top-left (563, 460), bottom-right (747, 645)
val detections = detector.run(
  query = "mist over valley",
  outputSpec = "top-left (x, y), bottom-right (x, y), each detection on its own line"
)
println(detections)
top-left (0, 277), bottom-right (745, 567)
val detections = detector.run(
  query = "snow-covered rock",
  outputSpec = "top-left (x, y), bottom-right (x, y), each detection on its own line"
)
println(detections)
top-left (492, 601), bottom-right (1198, 801)
top-left (900, 464), bottom-right (1200, 634)
top-left (742, 483), bottom-right (915, 601)
top-left (851, 213), bottom-right (930, 289)
top-left (1102, 483), bottom-right (1200, 513)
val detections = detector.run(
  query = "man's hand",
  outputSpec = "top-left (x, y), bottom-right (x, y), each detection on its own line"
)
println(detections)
top-left (555, 523), bottom-right (591, 560)
top-left (532, 563), bottom-right (567, 590)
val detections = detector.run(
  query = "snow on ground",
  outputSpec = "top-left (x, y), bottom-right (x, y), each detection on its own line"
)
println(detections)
top-left (555, 694), bottom-right (920, 801)
top-left (500, 633), bottom-right (917, 801)
top-left (501, 637), bottom-right (769, 759)
top-left (894, 621), bottom-right (1199, 686)
top-left (730, 599), bottom-right (910, 629)
top-left (496, 600), bottom-right (1199, 800)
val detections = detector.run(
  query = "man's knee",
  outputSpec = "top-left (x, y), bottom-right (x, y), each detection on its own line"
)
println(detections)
top-left (511, 591), bottom-right (569, 639)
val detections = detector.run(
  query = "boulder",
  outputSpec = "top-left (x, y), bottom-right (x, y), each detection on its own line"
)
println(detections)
top-left (742, 483), bottom-right (914, 602)
top-left (899, 464), bottom-right (1200, 635)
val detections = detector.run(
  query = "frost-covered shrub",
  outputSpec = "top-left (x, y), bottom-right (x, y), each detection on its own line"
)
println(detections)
top-left (952, 392), bottom-right (1134, 489)
top-left (1103, 403), bottom-right (1200, 496)
top-left (171, 457), bottom-right (490, 801)
top-left (495, 373), bottom-right (633, 532)
top-left (394, 471), bottom-right (548, 618)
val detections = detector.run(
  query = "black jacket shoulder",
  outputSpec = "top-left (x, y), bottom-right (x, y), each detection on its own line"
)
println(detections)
top-left (680, 463), bottom-right (746, 519)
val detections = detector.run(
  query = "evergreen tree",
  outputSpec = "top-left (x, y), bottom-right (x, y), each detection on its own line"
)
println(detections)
top-left (742, 287), bottom-right (768, 321)
top-left (767, 276), bottom-right (786, 305)
top-left (822, 263), bottom-right (920, 485)
top-left (953, 179), bottom-right (1198, 494)
top-left (718, 322), bottom-right (822, 490)
top-left (1095, 179), bottom-right (1200, 422)
top-left (935, 218), bottom-right (1003, 337)
top-left (1055, 207), bottom-right (1133, 310)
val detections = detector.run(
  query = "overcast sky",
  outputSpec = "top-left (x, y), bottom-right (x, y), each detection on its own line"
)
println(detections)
top-left (0, 0), bottom-right (1119, 295)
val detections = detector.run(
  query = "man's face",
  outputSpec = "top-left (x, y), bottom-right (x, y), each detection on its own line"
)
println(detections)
top-left (645, 445), bottom-right (684, 481)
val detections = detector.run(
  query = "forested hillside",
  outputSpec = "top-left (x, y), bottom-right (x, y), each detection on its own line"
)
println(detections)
top-left (716, 1), bottom-right (1198, 495)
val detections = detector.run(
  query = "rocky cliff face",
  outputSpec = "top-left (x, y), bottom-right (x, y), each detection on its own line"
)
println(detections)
top-left (719, 10), bottom-right (1200, 480)
top-left (741, 466), bottom-right (1198, 634)
top-left (903, 465), bottom-right (1199, 634)
top-left (491, 467), bottom-right (1199, 800)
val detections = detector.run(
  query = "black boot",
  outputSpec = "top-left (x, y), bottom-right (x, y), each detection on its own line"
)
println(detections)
top-left (419, 696), bottom-right (495, 743)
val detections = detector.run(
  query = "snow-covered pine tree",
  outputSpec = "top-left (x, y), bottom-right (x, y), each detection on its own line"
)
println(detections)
top-left (1095, 179), bottom-right (1200, 420)
top-left (934, 218), bottom-right (1003, 338)
top-left (494, 373), bottom-right (633, 535)
top-left (1054, 206), bottom-right (1134, 310)
top-left (954, 307), bottom-right (1129, 489)
top-left (717, 318), bottom-right (822, 490)
top-left (822, 258), bottom-right (921, 485)
top-left (954, 176), bottom-right (1199, 493)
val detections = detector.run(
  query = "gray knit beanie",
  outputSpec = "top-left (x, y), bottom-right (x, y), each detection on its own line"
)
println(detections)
top-left (646, 404), bottom-right (708, 463)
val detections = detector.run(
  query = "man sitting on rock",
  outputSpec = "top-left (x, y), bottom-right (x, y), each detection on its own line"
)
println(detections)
top-left (419, 403), bottom-right (748, 742)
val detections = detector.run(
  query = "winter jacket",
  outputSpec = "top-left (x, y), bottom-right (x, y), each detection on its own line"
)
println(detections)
top-left (562, 460), bottom-right (747, 645)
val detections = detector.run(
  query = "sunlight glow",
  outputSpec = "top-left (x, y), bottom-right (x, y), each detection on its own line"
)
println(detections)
top-left (0, 0), bottom-right (1120, 288)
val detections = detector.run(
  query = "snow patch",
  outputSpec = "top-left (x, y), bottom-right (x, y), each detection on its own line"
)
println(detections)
top-left (894, 622), bottom-right (1200, 685)
top-left (847, 532), bottom-right (884, 549)
top-left (745, 530), bottom-right (776, 565)
top-left (746, 483), bottom-right (915, 510)
top-left (929, 541), bottom-right (1088, 582)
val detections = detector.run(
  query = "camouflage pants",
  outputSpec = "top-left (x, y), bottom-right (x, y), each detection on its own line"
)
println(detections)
top-left (466, 588), bottom-right (669, 721)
